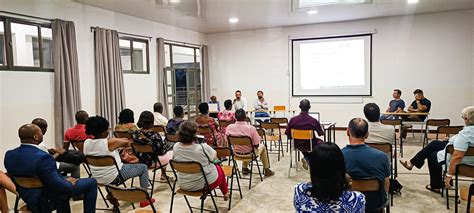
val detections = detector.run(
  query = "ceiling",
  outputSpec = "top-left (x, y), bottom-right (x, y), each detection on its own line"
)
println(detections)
top-left (74, 0), bottom-right (474, 34)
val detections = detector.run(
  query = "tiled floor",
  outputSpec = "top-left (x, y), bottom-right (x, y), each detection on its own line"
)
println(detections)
top-left (6, 131), bottom-right (468, 212)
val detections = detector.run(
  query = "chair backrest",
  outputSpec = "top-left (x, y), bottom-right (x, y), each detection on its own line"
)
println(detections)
top-left (291, 129), bottom-right (313, 140)
top-left (114, 131), bottom-right (133, 139)
top-left (197, 126), bottom-right (213, 134)
top-left (426, 119), bottom-right (450, 127)
top-left (456, 164), bottom-right (474, 178)
top-left (11, 176), bottom-right (43, 189)
top-left (85, 155), bottom-right (117, 167)
top-left (150, 125), bottom-right (166, 134)
top-left (270, 118), bottom-right (288, 124)
top-left (105, 184), bottom-right (151, 203)
top-left (437, 126), bottom-right (464, 136)
top-left (244, 117), bottom-right (251, 123)
top-left (366, 143), bottom-right (392, 155)
top-left (260, 122), bottom-right (280, 130)
top-left (350, 179), bottom-right (380, 192)
top-left (131, 143), bottom-right (154, 154)
top-left (256, 129), bottom-right (265, 137)
top-left (380, 119), bottom-right (402, 126)
top-left (219, 120), bottom-right (235, 128)
top-left (70, 140), bottom-right (85, 152)
top-left (214, 147), bottom-right (232, 158)
top-left (273, 105), bottom-right (286, 111)
top-left (227, 135), bottom-right (253, 148)
top-left (446, 145), bottom-right (474, 156)
top-left (169, 160), bottom-right (203, 174)
top-left (166, 134), bottom-right (180, 143)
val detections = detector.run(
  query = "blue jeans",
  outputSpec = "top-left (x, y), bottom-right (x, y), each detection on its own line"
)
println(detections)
top-left (53, 178), bottom-right (97, 213)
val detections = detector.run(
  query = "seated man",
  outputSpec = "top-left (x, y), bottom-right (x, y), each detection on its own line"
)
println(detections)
top-left (153, 102), bottom-right (168, 126)
top-left (233, 90), bottom-right (248, 111)
top-left (32, 118), bottom-right (82, 179)
top-left (285, 99), bottom-right (324, 169)
top-left (226, 109), bottom-right (274, 177)
top-left (254, 90), bottom-right (270, 124)
top-left (402, 89), bottom-right (432, 138)
top-left (5, 124), bottom-right (97, 212)
top-left (380, 89), bottom-right (405, 120)
top-left (64, 110), bottom-right (90, 150)
top-left (166, 105), bottom-right (185, 134)
top-left (208, 95), bottom-right (220, 118)
top-left (342, 118), bottom-right (390, 212)
top-left (363, 103), bottom-right (395, 144)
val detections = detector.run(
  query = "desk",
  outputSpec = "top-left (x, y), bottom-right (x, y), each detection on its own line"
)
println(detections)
top-left (382, 112), bottom-right (430, 116)
top-left (383, 112), bottom-right (430, 144)
top-left (321, 122), bottom-right (337, 143)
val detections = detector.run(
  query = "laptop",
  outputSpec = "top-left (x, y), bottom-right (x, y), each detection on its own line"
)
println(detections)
top-left (208, 103), bottom-right (219, 112)
top-left (309, 112), bottom-right (320, 121)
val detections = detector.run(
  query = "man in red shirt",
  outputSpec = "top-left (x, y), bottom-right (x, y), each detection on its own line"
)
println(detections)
top-left (64, 110), bottom-right (90, 149)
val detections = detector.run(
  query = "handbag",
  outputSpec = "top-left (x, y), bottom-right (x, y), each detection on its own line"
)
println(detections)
top-left (56, 150), bottom-right (85, 165)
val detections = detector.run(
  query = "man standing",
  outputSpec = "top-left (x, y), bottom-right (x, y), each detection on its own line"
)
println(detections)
top-left (285, 99), bottom-right (324, 169)
top-left (363, 103), bottom-right (395, 144)
top-left (226, 109), bottom-right (274, 177)
top-left (380, 89), bottom-right (405, 120)
top-left (5, 124), bottom-right (97, 212)
top-left (153, 102), bottom-right (169, 126)
top-left (233, 90), bottom-right (248, 111)
top-left (341, 118), bottom-right (390, 212)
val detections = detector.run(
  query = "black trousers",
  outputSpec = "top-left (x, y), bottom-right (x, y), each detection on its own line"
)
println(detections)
top-left (410, 140), bottom-right (448, 189)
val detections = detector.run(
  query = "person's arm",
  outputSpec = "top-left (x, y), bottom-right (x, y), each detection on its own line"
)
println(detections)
top-left (243, 98), bottom-right (248, 110)
top-left (108, 138), bottom-right (132, 151)
top-left (252, 128), bottom-right (261, 148)
top-left (386, 106), bottom-right (390, 112)
top-left (398, 100), bottom-right (406, 112)
top-left (254, 99), bottom-right (260, 110)
top-left (408, 101), bottom-right (416, 112)
top-left (285, 120), bottom-right (292, 138)
top-left (314, 120), bottom-right (325, 136)
top-left (262, 100), bottom-right (269, 110)
top-left (416, 101), bottom-right (428, 111)
top-left (50, 148), bottom-right (66, 159)
top-left (38, 155), bottom-right (73, 193)
top-left (445, 150), bottom-right (465, 188)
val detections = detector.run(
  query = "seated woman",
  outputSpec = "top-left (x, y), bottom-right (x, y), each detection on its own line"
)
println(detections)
top-left (134, 111), bottom-right (174, 180)
top-left (217, 99), bottom-right (235, 135)
top-left (166, 106), bottom-right (185, 135)
top-left (83, 116), bottom-right (154, 207)
top-left (400, 106), bottom-right (474, 193)
top-left (115, 109), bottom-right (138, 132)
top-left (173, 121), bottom-right (229, 200)
top-left (294, 142), bottom-right (366, 212)
top-left (195, 102), bottom-right (224, 147)
top-left (0, 171), bottom-right (16, 212)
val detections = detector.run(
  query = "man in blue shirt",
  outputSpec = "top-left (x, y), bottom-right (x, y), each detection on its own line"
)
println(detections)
top-left (342, 118), bottom-right (390, 212)
top-left (380, 89), bottom-right (405, 120)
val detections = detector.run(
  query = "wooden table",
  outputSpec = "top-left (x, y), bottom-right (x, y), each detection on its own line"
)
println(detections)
top-left (382, 112), bottom-right (430, 116)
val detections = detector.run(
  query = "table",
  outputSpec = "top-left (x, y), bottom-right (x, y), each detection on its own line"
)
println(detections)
top-left (382, 111), bottom-right (430, 144)
top-left (321, 122), bottom-right (337, 143)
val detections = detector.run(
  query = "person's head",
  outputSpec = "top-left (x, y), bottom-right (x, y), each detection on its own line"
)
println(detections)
top-left (257, 90), bottom-right (264, 99)
top-left (210, 96), bottom-right (217, 103)
top-left (235, 90), bottom-right (242, 100)
top-left (177, 121), bottom-right (197, 144)
top-left (461, 106), bottom-right (474, 126)
top-left (75, 110), bottom-right (89, 124)
top-left (235, 109), bottom-right (246, 121)
top-left (85, 116), bottom-right (110, 139)
top-left (363, 103), bottom-right (380, 122)
top-left (299, 99), bottom-right (311, 112)
top-left (309, 142), bottom-right (348, 202)
top-left (173, 106), bottom-right (184, 118)
top-left (346, 118), bottom-right (369, 141)
top-left (137, 111), bottom-right (155, 129)
top-left (118, 108), bottom-right (134, 124)
top-left (31, 118), bottom-right (48, 135)
top-left (413, 89), bottom-right (424, 100)
top-left (224, 99), bottom-right (233, 110)
top-left (153, 102), bottom-right (164, 113)
top-left (198, 102), bottom-right (209, 115)
top-left (18, 124), bottom-right (43, 145)
top-left (393, 89), bottom-right (402, 99)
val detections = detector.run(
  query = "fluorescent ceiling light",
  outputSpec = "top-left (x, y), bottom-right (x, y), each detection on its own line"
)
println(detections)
top-left (407, 0), bottom-right (418, 4)
top-left (228, 17), bottom-right (239, 23)
top-left (298, 0), bottom-right (371, 8)
top-left (307, 10), bottom-right (318, 15)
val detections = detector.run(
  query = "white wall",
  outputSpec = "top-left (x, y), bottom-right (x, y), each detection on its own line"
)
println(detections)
top-left (207, 10), bottom-right (474, 129)
top-left (0, 0), bottom-right (206, 169)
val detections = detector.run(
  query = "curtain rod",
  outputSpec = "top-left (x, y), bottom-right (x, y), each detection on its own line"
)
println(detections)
top-left (163, 39), bottom-right (201, 48)
top-left (0, 10), bottom-right (53, 22)
top-left (90, 27), bottom-right (152, 40)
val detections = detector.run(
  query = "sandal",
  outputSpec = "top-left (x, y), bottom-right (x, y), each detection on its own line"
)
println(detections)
top-left (425, 184), bottom-right (441, 193)
top-left (400, 160), bottom-right (413, 171)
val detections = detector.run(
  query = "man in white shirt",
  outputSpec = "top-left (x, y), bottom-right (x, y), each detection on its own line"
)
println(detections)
top-left (233, 90), bottom-right (247, 111)
top-left (363, 103), bottom-right (395, 144)
top-left (254, 90), bottom-right (270, 123)
top-left (153, 102), bottom-right (168, 126)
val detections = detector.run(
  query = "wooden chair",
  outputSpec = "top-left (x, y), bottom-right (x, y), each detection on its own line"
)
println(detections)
top-left (260, 122), bottom-right (284, 161)
top-left (288, 129), bottom-right (313, 178)
top-left (197, 126), bottom-right (218, 146)
top-left (350, 178), bottom-right (390, 213)
top-left (422, 119), bottom-right (450, 147)
top-left (150, 125), bottom-right (166, 136)
top-left (436, 126), bottom-right (464, 141)
top-left (214, 147), bottom-right (242, 210)
top-left (381, 119), bottom-right (402, 158)
top-left (444, 146), bottom-right (474, 209)
top-left (69, 140), bottom-right (91, 175)
top-left (131, 143), bottom-right (172, 191)
top-left (11, 176), bottom-right (43, 212)
top-left (463, 183), bottom-right (474, 213)
top-left (227, 136), bottom-right (264, 189)
top-left (271, 117), bottom-right (289, 152)
top-left (257, 128), bottom-right (271, 168)
top-left (219, 120), bottom-right (235, 130)
top-left (165, 133), bottom-right (180, 143)
top-left (105, 184), bottom-right (156, 213)
top-left (169, 160), bottom-right (218, 213)
top-left (114, 131), bottom-right (133, 139)
top-left (366, 143), bottom-right (394, 206)
top-left (455, 164), bottom-right (474, 212)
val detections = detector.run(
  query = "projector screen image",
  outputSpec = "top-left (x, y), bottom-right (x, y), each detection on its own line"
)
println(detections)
top-left (292, 34), bottom-right (372, 96)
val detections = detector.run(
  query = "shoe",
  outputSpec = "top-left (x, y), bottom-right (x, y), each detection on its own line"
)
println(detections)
top-left (241, 168), bottom-right (250, 175)
top-left (139, 198), bottom-right (156, 207)
top-left (301, 158), bottom-right (309, 170)
top-left (264, 169), bottom-right (275, 177)
top-left (400, 160), bottom-right (413, 171)
top-left (161, 175), bottom-right (175, 182)
top-left (223, 192), bottom-right (230, 201)
top-left (425, 184), bottom-right (441, 194)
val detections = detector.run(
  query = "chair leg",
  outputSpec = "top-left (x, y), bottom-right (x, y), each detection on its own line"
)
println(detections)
top-left (280, 139), bottom-right (284, 157)
top-left (183, 195), bottom-right (193, 212)
top-left (170, 192), bottom-right (175, 213)
top-left (14, 195), bottom-right (19, 213)
top-left (98, 186), bottom-right (109, 208)
top-left (288, 145), bottom-right (292, 178)
top-left (234, 164), bottom-right (243, 199)
top-left (228, 169), bottom-right (234, 210)
top-left (200, 195), bottom-right (205, 213)
top-left (249, 160), bottom-right (253, 190)
top-left (255, 158), bottom-right (263, 182)
top-left (446, 188), bottom-right (450, 209)
top-left (209, 191), bottom-right (219, 213)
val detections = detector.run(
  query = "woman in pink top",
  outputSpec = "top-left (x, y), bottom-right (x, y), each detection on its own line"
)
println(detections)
top-left (217, 99), bottom-right (236, 136)
top-left (195, 103), bottom-right (224, 147)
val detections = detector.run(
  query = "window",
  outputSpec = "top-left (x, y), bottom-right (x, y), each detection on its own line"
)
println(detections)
top-left (0, 16), bottom-right (53, 72)
top-left (164, 43), bottom-right (200, 69)
top-left (119, 37), bottom-right (149, 74)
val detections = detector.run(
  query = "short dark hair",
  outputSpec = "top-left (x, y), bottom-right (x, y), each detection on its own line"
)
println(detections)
top-left (309, 142), bottom-right (348, 203)
top-left (118, 109), bottom-right (134, 124)
top-left (257, 90), bottom-right (263, 94)
top-left (413, 89), bottom-right (423, 95)
top-left (178, 121), bottom-right (197, 144)
top-left (75, 110), bottom-right (89, 124)
top-left (154, 102), bottom-right (164, 113)
top-left (198, 102), bottom-right (209, 114)
top-left (235, 109), bottom-right (246, 121)
top-left (394, 89), bottom-right (402, 95)
top-left (224, 99), bottom-right (233, 110)
top-left (348, 118), bottom-right (368, 139)
top-left (173, 106), bottom-right (184, 117)
top-left (299, 99), bottom-right (311, 112)
top-left (85, 116), bottom-right (109, 138)
top-left (363, 103), bottom-right (380, 122)
top-left (31, 118), bottom-right (48, 135)
top-left (235, 90), bottom-right (241, 94)
top-left (137, 111), bottom-right (154, 129)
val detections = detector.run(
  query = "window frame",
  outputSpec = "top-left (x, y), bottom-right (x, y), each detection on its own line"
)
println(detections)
top-left (164, 42), bottom-right (200, 69)
top-left (0, 16), bottom-right (53, 72)
top-left (119, 36), bottom-right (150, 74)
